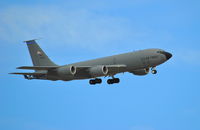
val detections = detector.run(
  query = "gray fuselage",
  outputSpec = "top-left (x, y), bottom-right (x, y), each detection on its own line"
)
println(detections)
top-left (11, 40), bottom-right (172, 84)
top-left (49, 48), bottom-right (171, 81)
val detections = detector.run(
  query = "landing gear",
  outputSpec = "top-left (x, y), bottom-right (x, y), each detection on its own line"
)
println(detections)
top-left (151, 67), bottom-right (157, 74)
top-left (89, 77), bottom-right (120, 85)
top-left (107, 78), bottom-right (120, 84)
top-left (89, 78), bottom-right (102, 85)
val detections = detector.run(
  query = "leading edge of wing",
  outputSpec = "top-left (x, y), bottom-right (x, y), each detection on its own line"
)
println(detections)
top-left (75, 64), bottom-right (127, 72)
top-left (75, 64), bottom-right (127, 69)
top-left (105, 64), bottom-right (127, 68)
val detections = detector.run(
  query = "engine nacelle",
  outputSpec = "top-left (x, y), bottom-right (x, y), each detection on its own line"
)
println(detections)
top-left (57, 66), bottom-right (76, 78)
top-left (89, 66), bottom-right (108, 77)
top-left (130, 68), bottom-right (149, 76)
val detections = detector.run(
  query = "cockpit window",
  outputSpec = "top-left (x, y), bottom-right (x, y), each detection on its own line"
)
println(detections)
top-left (157, 51), bottom-right (165, 54)
top-left (157, 51), bottom-right (164, 54)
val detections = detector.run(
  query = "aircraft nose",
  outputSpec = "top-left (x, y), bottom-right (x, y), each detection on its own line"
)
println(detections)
top-left (164, 52), bottom-right (172, 60)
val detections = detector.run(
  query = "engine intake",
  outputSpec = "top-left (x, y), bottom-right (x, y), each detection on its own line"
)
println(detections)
top-left (57, 66), bottom-right (76, 78)
top-left (89, 66), bottom-right (108, 77)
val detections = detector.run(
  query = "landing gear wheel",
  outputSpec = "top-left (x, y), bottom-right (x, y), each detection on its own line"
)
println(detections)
top-left (95, 78), bottom-right (102, 84)
top-left (89, 80), bottom-right (96, 85)
top-left (107, 79), bottom-right (113, 84)
top-left (107, 78), bottom-right (120, 85)
top-left (89, 78), bottom-right (102, 85)
top-left (151, 70), bottom-right (157, 74)
top-left (113, 78), bottom-right (120, 83)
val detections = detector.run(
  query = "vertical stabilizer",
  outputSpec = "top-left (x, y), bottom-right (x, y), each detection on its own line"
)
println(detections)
top-left (25, 40), bottom-right (57, 66)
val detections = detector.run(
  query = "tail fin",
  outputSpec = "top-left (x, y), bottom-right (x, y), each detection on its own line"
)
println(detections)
top-left (24, 39), bottom-right (57, 66)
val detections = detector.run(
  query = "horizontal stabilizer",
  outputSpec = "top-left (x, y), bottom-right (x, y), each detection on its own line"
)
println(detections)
top-left (9, 72), bottom-right (46, 75)
top-left (17, 66), bottom-right (58, 70)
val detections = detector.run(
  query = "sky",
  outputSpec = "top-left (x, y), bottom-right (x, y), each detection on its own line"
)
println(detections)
top-left (0, 0), bottom-right (200, 130)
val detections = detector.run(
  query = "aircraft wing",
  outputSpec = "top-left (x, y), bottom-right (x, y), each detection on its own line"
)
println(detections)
top-left (75, 64), bottom-right (127, 74)
top-left (105, 64), bottom-right (127, 73)
top-left (17, 66), bottom-right (58, 70)
top-left (17, 65), bottom-right (126, 70)
top-left (75, 64), bottom-right (126, 69)
top-left (14, 64), bottom-right (126, 76)
top-left (105, 64), bottom-right (127, 68)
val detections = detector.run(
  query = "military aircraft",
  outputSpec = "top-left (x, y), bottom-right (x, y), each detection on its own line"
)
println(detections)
top-left (10, 40), bottom-right (172, 85)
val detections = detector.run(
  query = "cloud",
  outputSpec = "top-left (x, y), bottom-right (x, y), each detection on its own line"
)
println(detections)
top-left (0, 5), bottom-right (139, 52)
top-left (0, 4), bottom-right (181, 54)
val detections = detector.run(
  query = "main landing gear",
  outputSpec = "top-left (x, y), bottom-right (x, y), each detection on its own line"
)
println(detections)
top-left (89, 77), bottom-right (120, 85)
top-left (107, 78), bottom-right (120, 84)
top-left (89, 78), bottom-right (102, 85)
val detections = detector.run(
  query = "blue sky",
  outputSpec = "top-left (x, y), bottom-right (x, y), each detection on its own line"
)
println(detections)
top-left (0, 0), bottom-right (200, 130)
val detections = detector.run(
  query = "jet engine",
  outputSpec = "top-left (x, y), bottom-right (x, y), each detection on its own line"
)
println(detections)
top-left (89, 66), bottom-right (108, 77)
top-left (130, 68), bottom-right (149, 76)
top-left (57, 66), bottom-right (76, 78)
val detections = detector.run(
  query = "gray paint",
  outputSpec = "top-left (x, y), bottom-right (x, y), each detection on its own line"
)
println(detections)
top-left (58, 49), bottom-right (167, 80)
top-left (26, 40), bottom-right (57, 67)
top-left (11, 40), bottom-right (172, 82)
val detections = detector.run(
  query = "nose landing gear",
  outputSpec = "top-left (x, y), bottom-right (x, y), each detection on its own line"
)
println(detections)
top-left (151, 67), bottom-right (157, 74)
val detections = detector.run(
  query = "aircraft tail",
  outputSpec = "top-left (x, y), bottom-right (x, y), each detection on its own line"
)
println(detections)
top-left (24, 39), bottom-right (57, 66)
